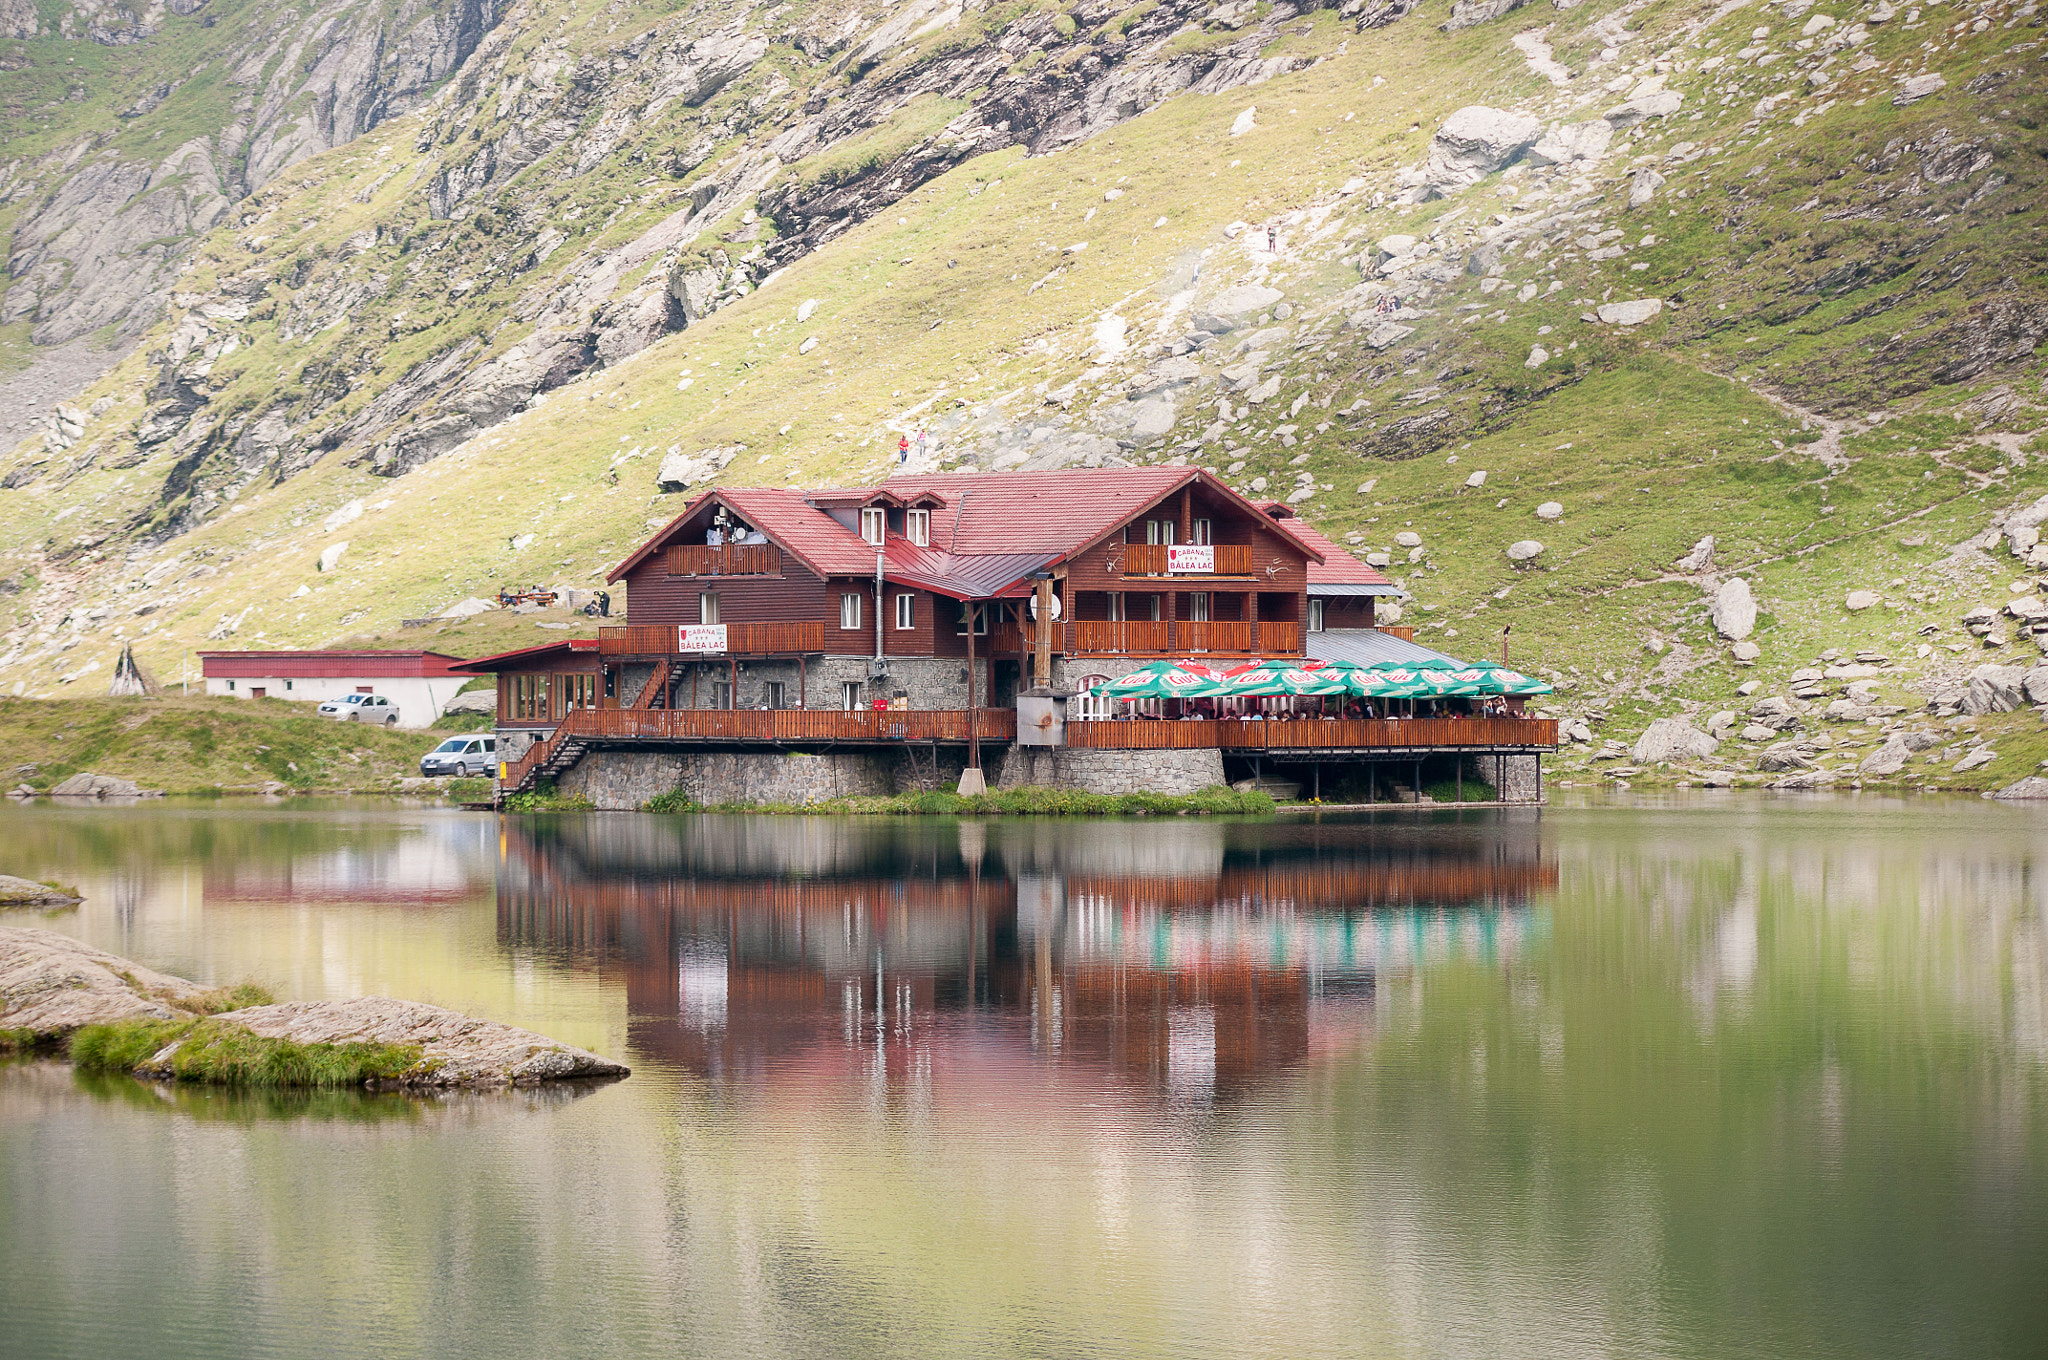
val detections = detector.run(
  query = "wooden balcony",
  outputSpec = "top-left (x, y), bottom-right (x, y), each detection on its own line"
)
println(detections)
top-left (665, 544), bottom-right (782, 577)
top-left (1065, 716), bottom-right (1558, 753)
top-left (1121, 543), bottom-right (1254, 577)
top-left (599, 621), bottom-right (832, 656)
top-left (992, 620), bottom-right (1304, 658)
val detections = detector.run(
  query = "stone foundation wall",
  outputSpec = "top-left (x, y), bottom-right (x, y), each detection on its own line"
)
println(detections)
top-left (560, 748), bottom-right (904, 810)
top-left (1493, 753), bottom-right (1542, 802)
top-left (996, 746), bottom-right (1226, 795)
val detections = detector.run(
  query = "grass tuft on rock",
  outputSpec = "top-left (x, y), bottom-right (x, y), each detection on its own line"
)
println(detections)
top-left (70, 1018), bottom-right (423, 1088)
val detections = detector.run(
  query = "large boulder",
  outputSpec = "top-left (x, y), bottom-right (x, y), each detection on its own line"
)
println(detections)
top-left (1994, 776), bottom-right (2048, 799)
top-left (1632, 717), bottom-right (1719, 764)
top-left (1961, 664), bottom-right (2027, 714)
top-left (1597, 298), bottom-right (1664, 326)
top-left (0, 927), bottom-right (214, 1040)
top-left (1421, 107), bottom-right (1543, 195)
top-left (49, 772), bottom-right (159, 799)
top-left (0, 876), bottom-right (81, 907)
top-left (1439, 0), bottom-right (1531, 29)
top-left (1525, 120), bottom-right (1613, 167)
top-left (1712, 578), bottom-right (1757, 640)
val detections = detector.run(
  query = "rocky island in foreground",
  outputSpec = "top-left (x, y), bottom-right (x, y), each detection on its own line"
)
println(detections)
top-left (0, 927), bottom-right (627, 1089)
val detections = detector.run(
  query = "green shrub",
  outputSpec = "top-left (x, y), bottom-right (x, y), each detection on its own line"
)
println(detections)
top-left (1425, 778), bottom-right (1498, 804)
top-left (502, 781), bottom-right (593, 812)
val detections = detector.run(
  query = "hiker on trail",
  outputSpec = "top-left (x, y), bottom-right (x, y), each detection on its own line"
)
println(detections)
top-left (914, 428), bottom-right (929, 460)
top-left (897, 433), bottom-right (910, 463)
top-left (1266, 225), bottom-right (1277, 251)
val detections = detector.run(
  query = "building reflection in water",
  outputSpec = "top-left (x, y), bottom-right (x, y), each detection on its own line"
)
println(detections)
top-left (496, 815), bottom-right (1555, 1104)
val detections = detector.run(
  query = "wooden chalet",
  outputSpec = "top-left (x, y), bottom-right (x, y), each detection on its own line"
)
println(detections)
top-left (456, 467), bottom-right (1557, 796)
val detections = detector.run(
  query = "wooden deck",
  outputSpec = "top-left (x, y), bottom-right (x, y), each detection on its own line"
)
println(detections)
top-left (990, 620), bottom-right (1304, 658)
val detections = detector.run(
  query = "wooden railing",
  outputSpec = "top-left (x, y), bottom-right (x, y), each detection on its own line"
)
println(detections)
top-left (1065, 717), bottom-right (1558, 751)
top-left (665, 544), bottom-right (782, 576)
top-left (599, 621), bottom-right (833, 656)
top-left (500, 706), bottom-right (1017, 794)
top-left (1121, 543), bottom-right (1255, 576)
top-left (992, 620), bottom-right (1304, 657)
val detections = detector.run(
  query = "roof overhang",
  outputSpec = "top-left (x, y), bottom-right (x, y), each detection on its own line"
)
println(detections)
top-left (1308, 582), bottom-right (1406, 597)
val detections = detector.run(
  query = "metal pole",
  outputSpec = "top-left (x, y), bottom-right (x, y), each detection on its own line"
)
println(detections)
top-left (966, 602), bottom-right (979, 770)
top-left (874, 550), bottom-right (885, 664)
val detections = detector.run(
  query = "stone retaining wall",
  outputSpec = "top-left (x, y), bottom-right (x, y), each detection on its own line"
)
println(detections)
top-left (995, 746), bottom-right (1226, 795)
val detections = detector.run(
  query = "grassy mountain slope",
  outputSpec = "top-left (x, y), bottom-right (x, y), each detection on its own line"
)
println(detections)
top-left (2, 0), bottom-right (2045, 789)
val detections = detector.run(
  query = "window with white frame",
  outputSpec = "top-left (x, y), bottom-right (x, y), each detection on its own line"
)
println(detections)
top-left (1189, 592), bottom-right (1210, 622)
top-left (1105, 591), bottom-right (1126, 622)
top-left (1308, 598), bottom-right (1326, 632)
top-left (699, 592), bottom-right (720, 624)
top-left (840, 593), bottom-right (863, 630)
top-left (1192, 518), bottom-right (1213, 546)
top-left (894, 592), bottom-right (915, 631)
top-left (1073, 674), bottom-right (1114, 721)
top-left (841, 681), bottom-right (863, 711)
top-left (860, 507), bottom-right (886, 545)
top-left (1144, 518), bottom-right (1176, 545)
top-left (906, 508), bottom-right (930, 546)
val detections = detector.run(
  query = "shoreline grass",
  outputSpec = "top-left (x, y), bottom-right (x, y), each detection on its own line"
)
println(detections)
top-left (70, 1017), bottom-right (425, 1088)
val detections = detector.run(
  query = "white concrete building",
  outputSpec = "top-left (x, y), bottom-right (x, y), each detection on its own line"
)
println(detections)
top-left (198, 649), bottom-right (472, 729)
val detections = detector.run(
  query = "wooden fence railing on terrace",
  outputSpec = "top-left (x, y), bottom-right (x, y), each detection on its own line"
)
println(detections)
top-left (665, 544), bottom-right (782, 576)
top-left (1121, 543), bottom-right (1255, 576)
top-left (501, 705), bottom-right (1020, 794)
top-left (599, 621), bottom-right (833, 656)
top-left (1064, 717), bottom-right (1558, 752)
top-left (990, 620), bottom-right (1304, 658)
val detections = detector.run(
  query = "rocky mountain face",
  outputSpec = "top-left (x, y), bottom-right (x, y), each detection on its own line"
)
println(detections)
top-left (1, 0), bottom-right (2046, 782)
top-left (2, 0), bottom-right (506, 352)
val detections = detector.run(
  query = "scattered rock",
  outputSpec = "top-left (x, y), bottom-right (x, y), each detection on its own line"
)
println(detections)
top-left (1230, 106), bottom-right (1258, 137)
top-left (1893, 72), bottom-right (1946, 106)
top-left (1770, 770), bottom-right (1836, 791)
top-left (1525, 120), bottom-right (1613, 166)
top-left (1632, 717), bottom-right (1719, 764)
top-left (1740, 724), bottom-right (1779, 741)
top-left (1596, 298), bottom-right (1664, 326)
top-left (1535, 501), bottom-right (1564, 520)
top-left (317, 542), bottom-right (349, 573)
top-left (1732, 641), bottom-right (1762, 662)
top-left (1439, 0), bottom-right (1531, 31)
top-left (1675, 535), bottom-right (1715, 572)
top-left (1395, 531), bottom-right (1423, 548)
top-left (1758, 744), bottom-right (1815, 772)
top-left (1628, 168), bottom-right (1666, 207)
top-left (1525, 344), bottom-right (1550, 369)
top-left (1954, 748), bottom-right (1996, 772)
top-left (1364, 322), bottom-right (1416, 349)
top-left (441, 690), bottom-right (499, 715)
top-left (1844, 590), bottom-right (1880, 611)
top-left (1507, 539), bottom-right (1545, 561)
top-left (1605, 88), bottom-right (1684, 126)
top-left (1712, 578), bottom-right (1757, 640)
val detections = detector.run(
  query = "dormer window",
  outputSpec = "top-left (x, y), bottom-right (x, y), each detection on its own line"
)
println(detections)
top-left (860, 507), bottom-right (886, 545)
top-left (906, 508), bottom-right (930, 547)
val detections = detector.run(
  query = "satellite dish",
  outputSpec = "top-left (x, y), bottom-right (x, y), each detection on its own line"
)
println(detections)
top-left (1029, 591), bottom-right (1064, 621)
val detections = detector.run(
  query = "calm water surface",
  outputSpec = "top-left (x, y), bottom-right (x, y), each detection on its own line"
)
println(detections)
top-left (1, 796), bottom-right (2044, 1360)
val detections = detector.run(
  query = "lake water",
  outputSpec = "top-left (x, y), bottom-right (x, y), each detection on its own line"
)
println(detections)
top-left (1, 796), bottom-right (2044, 1360)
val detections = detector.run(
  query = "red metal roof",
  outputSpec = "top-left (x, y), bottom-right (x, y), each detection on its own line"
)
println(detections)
top-left (1280, 521), bottom-right (1398, 588)
top-left (609, 469), bottom-right (1324, 597)
top-left (447, 639), bottom-right (603, 673)
top-left (199, 650), bottom-right (470, 679)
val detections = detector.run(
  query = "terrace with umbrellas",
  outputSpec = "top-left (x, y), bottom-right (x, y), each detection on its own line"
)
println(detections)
top-left (1061, 633), bottom-right (1556, 802)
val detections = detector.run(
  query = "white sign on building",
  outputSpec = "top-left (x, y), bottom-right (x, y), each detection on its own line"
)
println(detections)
top-left (1166, 544), bottom-right (1215, 574)
top-left (677, 624), bottom-right (729, 654)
